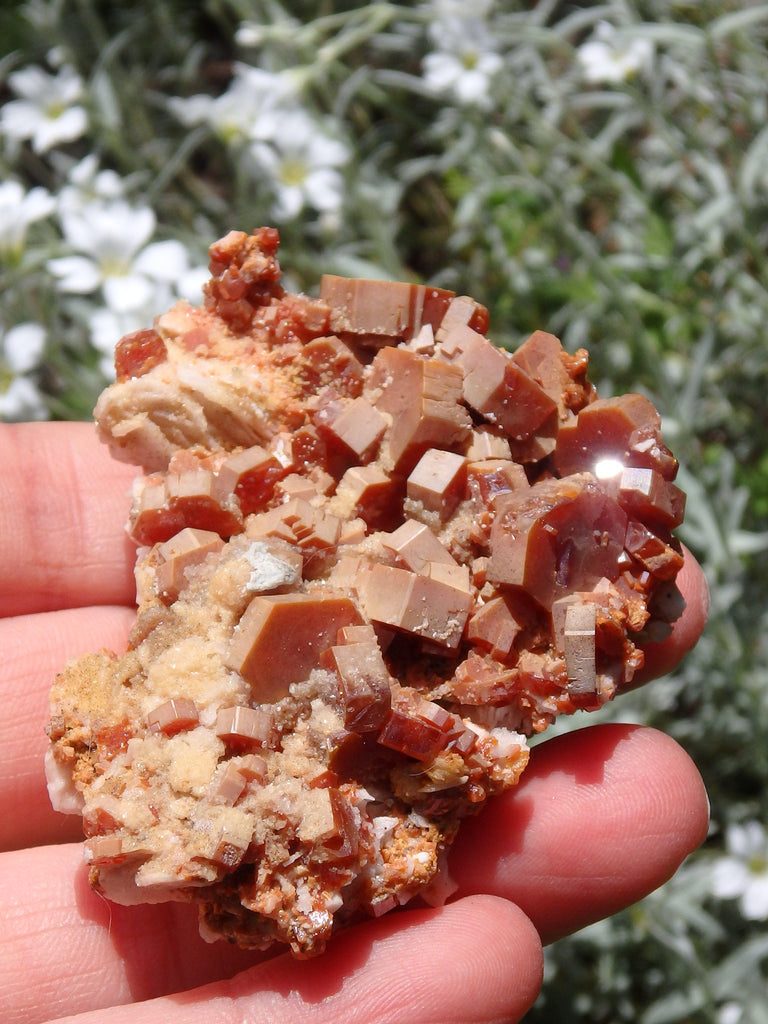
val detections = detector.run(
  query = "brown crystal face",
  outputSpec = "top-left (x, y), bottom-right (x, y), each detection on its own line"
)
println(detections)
top-left (47, 227), bottom-right (688, 957)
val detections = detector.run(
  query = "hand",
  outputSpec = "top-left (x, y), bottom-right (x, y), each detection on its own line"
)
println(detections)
top-left (0, 422), bottom-right (710, 1024)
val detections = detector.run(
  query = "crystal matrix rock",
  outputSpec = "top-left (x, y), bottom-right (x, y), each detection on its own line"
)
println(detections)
top-left (46, 227), bottom-right (686, 956)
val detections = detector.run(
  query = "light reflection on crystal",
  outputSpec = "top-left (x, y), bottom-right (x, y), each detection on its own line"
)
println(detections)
top-left (594, 457), bottom-right (625, 479)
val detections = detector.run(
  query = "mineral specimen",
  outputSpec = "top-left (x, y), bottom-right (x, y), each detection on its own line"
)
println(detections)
top-left (46, 226), bottom-right (686, 956)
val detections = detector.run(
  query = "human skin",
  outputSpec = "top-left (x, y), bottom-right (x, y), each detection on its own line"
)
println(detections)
top-left (0, 422), bottom-right (710, 1024)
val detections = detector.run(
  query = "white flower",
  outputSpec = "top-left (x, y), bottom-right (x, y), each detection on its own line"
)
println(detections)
top-left (0, 64), bottom-right (88, 153)
top-left (577, 22), bottom-right (653, 85)
top-left (3, 322), bottom-right (46, 375)
top-left (47, 195), bottom-right (206, 374)
top-left (0, 323), bottom-right (47, 421)
top-left (711, 821), bottom-right (768, 920)
top-left (169, 63), bottom-right (298, 146)
top-left (422, 0), bottom-right (502, 108)
top-left (250, 112), bottom-right (348, 219)
top-left (48, 200), bottom-right (191, 313)
top-left (0, 375), bottom-right (47, 420)
top-left (0, 180), bottom-right (56, 260)
top-left (422, 50), bottom-right (503, 107)
top-left (56, 155), bottom-right (126, 215)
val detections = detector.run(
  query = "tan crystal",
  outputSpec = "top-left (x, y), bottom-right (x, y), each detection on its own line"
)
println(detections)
top-left (226, 593), bottom-right (361, 700)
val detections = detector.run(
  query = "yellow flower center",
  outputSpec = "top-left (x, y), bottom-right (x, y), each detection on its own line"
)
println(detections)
top-left (748, 854), bottom-right (767, 875)
top-left (218, 123), bottom-right (241, 145)
top-left (100, 256), bottom-right (129, 277)
top-left (45, 100), bottom-right (67, 120)
top-left (280, 157), bottom-right (308, 188)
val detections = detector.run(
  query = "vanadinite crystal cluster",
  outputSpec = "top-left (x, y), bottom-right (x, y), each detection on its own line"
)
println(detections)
top-left (46, 227), bottom-right (686, 956)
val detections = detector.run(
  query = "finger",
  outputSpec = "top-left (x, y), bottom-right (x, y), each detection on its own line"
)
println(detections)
top-left (0, 844), bottom-right (259, 1023)
top-left (451, 723), bottom-right (709, 944)
top-left (0, 839), bottom-right (541, 1024)
top-left (0, 422), bottom-right (137, 617)
top-left (633, 545), bottom-right (709, 687)
top-left (137, 895), bottom-right (540, 1024)
top-left (0, 605), bottom-right (134, 851)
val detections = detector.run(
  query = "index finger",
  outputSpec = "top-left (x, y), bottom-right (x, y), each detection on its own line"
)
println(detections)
top-left (0, 422), bottom-right (137, 617)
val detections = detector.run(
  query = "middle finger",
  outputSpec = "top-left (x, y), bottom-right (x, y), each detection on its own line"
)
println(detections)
top-left (1, 605), bottom-right (134, 852)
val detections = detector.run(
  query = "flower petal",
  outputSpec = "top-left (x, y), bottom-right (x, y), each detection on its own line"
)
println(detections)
top-left (273, 183), bottom-right (304, 220)
top-left (47, 255), bottom-right (101, 293)
top-left (103, 274), bottom-right (154, 313)
top-left (2, 323), bottom-right (46, 374)
top-left (0, 375), bottom-right (47, 422)
top-left (119, 205), bottom-right (157, 256)
top-left (133, 240), bottom-right (190, 282)
top-left (31, 106), bottom-right (88, 154)
top-left (0, 100), bottom-right (39, 142)
top-left (0, 181), bottom-right (24, 207)
top-left (305, 168), bottom-right (344, 212)
top-left (711, 857), bottom-right (749, 899)
top-left (742, 876), bottom-right (768, 920)
top-left (60, 207), bottom-right (105, 253)
top-left (168, 93), bottom-right (217, 127)
top-left (727, 821), bottom-right (766, 858)
top-left (22, 186), bottom-right (57, 221)
top-left (7, 65), bottom-right (51, 101)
